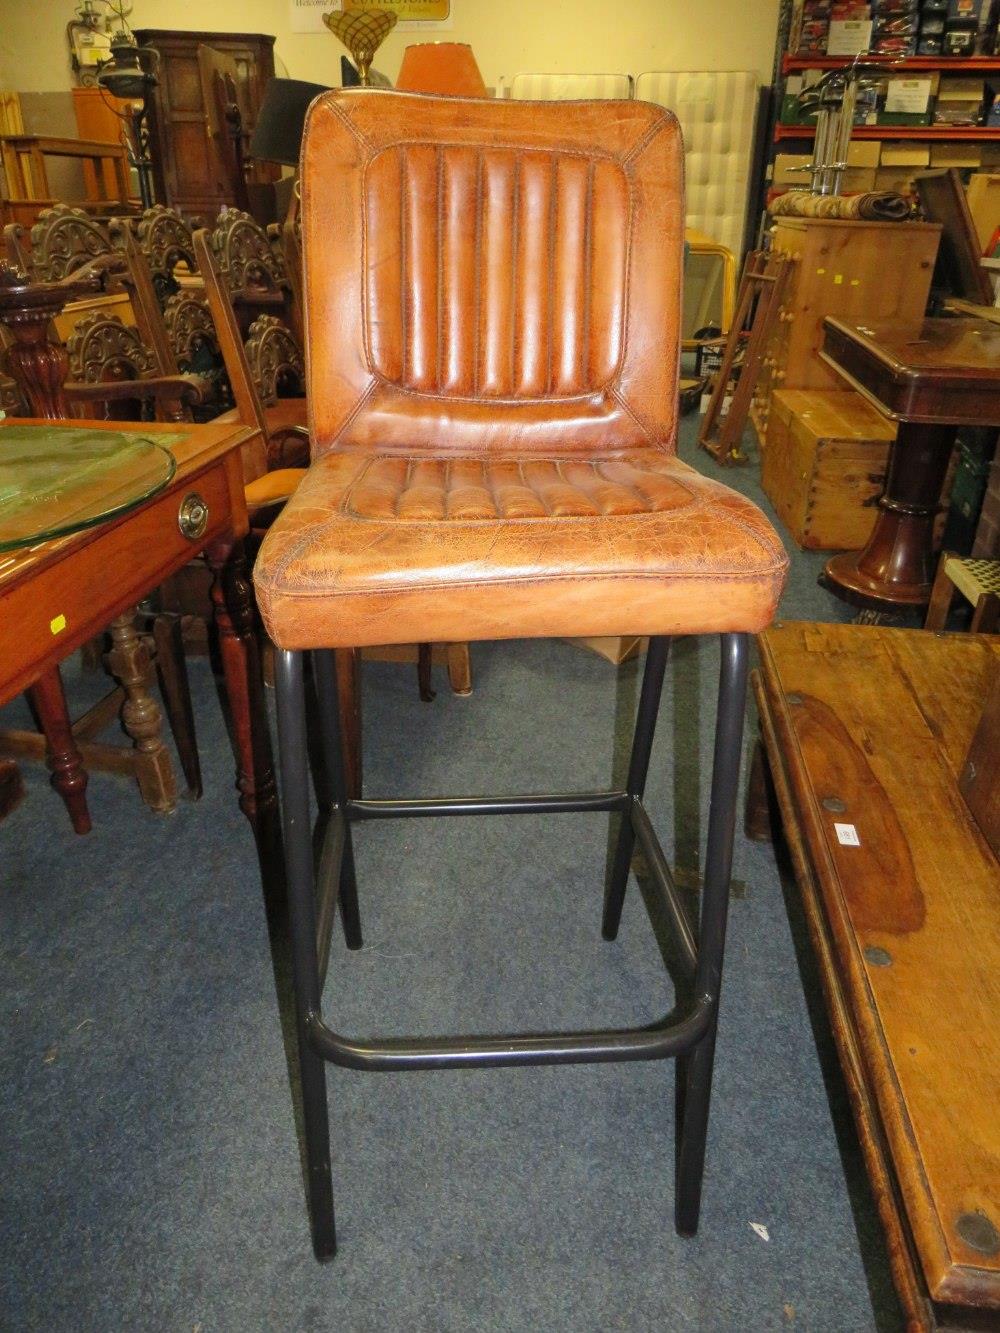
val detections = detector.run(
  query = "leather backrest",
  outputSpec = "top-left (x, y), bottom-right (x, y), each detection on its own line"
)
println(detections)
top-left (300, 91), bottom-right (684, 458)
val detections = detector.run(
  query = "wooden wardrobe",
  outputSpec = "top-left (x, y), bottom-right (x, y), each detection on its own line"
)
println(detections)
top-left (134, 29), bottom-right (279, 221)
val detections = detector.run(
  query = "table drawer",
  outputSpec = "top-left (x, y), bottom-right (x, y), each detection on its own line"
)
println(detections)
top-left (0, 459), bottom-right (235, 703)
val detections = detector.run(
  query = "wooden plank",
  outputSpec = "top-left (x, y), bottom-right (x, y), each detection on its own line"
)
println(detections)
top-left (759, 622), bottom-right (1000, 1309)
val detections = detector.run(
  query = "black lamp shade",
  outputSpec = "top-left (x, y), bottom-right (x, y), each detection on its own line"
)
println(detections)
top-left (249, 78), bottom-right (331, 166)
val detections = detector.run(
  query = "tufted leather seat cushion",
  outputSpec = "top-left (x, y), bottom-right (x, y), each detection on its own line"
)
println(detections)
top-left (254, 447), bottom-right (786, 649)
top-left (254, 91), bottom-right (787, 650)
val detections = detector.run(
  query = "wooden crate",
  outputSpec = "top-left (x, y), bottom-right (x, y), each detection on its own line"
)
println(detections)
top-left (752, 217), bottom-right (940, 436)
top-left (763, 389), bottom-right (895, 551)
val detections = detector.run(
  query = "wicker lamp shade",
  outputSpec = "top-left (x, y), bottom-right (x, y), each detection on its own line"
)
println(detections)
top-left (394, 43), bottom-right (487, 96)
top-left (323, 9), bottom-right (398, 85)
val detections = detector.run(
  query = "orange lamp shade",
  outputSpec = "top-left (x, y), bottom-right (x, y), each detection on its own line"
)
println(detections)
top-left (394, 43), bottom-right (487, 97)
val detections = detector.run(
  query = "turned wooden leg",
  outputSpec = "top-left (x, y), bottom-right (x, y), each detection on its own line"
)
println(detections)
top-left (446, 642), bottom-right (473, 696)
top-left (105, 609), bottom-right (177, 814)
top-left (417, 641), bottom-right (435, 702)
top-left (152, 614), bottom-right (202, 799)
top-left (744, 737), bottom-right (775, 843)
top-left (27, 666), bottom-right (91, 834)
top-left (205, 536), bottom-right (283, 891)
top-left (335, 647), bottom-right (362, 799)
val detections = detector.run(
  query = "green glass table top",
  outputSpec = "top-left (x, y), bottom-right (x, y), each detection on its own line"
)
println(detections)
top-left (0, 426), bottom-right (180, 553)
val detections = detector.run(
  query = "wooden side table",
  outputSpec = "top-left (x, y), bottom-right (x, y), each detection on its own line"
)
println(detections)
top-left (818, 317), bottom-right (1000, 613)
top-left (0, 418), bottom-right (281, 887)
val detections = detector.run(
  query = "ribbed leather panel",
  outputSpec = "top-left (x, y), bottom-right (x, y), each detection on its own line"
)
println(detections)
top-left (343, 453), bottom-right (698, 521)
top-left (365, 145), bottom-right (628, 399)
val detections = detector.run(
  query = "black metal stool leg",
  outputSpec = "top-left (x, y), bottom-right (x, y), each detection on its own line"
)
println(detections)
top-left (674, 632), bottom-right (750, 1236)
top-left (602, 636), bottom-right (671, 940)
top-left (313, 649), bottom-right (362, 950)
top-left (276, 647), bottom-right (337, 1260)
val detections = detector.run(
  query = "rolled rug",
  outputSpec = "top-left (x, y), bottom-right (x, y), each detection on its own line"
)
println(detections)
top-left (770, 190), bottom-right (911, 221)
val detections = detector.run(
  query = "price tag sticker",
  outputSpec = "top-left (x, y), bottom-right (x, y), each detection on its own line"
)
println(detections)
top-left (834, 822), bottom-right (860, 847)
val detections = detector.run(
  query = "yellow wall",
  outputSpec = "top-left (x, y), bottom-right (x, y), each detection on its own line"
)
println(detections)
top-left (0, 0), bottom-right (780, 94)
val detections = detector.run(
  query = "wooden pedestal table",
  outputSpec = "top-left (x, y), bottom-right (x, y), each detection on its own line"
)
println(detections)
top-left (0, 419), bottom-right (281, 889)
top-left (818, 317), bottom-right (1000, 614)
top-left (748, 621), bottom-right (1000, 1332)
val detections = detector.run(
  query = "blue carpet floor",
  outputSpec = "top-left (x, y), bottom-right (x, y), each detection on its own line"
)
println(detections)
top-left (1, 417), bottom-right (905, 1331)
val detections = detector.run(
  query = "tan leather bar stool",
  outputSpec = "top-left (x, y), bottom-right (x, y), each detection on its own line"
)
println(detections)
top-left (254, 90), bottom-right (789, 1259)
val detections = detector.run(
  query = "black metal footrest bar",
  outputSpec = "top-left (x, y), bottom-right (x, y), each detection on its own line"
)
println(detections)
top-left (345, 790), bottom-right (630, 821)
top-left (307, 993), bottom-right (713, 1072)
top-left (310, 791), bottom-right (707, 1070)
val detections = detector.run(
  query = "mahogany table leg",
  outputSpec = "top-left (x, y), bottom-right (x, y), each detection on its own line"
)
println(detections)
top-left (205, 536), bottom-right (283, 891)
top-left (821, 422), bottom-right (956, 613)
top-left (27, 665), bottom-right (91, 834)
top-left (105, 610), bottom-right (177, 814)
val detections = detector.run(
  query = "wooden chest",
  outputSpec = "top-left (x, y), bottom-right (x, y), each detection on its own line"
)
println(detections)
top-left (752, 217), bottom-right (940, 439)
top-left (762, 389), bottom-right (895, 551)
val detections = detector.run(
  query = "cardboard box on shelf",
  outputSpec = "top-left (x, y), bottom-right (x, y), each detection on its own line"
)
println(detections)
top-left (874, 166), bottom-right (920, 192)
top-left (929, 141), bottom-right (983, 167)
top-left (839, 166), bottom-right (879, 191)
top-left (933, 76), bottom-right (985, 125)
top-left (773, 152), bottom-right (814, 185)
top-left (880, 142), bottom-right (932, 166)
top-left (847, 138), bottom-right (883, 167)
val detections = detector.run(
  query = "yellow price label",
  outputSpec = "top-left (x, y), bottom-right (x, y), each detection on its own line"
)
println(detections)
top-left (50, 613), bottom-right (67, 635)
top-left (346, 0), bottom-right (450, 17)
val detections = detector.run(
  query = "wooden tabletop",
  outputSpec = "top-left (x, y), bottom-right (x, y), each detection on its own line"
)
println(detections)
top-left (0, 417), bottom-right (253, 705)
top-left (756, 621), bottom-right (1000, 1315)
top-left (820, 317), bottom-right (1000, 426)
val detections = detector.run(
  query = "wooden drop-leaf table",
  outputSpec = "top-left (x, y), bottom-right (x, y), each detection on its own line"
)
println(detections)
top-left (749, 620), bottom-right (1000, 1331)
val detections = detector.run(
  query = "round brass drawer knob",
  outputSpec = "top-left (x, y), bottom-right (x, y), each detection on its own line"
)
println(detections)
top-left (177, 491), bottom-right (209, 541)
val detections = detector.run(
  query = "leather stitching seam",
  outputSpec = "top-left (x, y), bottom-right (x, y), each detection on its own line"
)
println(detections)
top-left (265, 565), bottom-right (789, 599)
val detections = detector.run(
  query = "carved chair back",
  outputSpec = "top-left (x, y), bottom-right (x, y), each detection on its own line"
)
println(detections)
top-left (244, 313), bottom-right (304, 405)
top-left (26, 205), bottom-right (114, 283)
top-left (208, 207), bottom-right (300, 337)
top-left (193, 225), bottom-right (311, 482)
top-left (113, 206), bottom-right (197, 306)
top-left (162, 288), bottom-right (232, 417)
top-left (66, 310), bottom-right (196, 423)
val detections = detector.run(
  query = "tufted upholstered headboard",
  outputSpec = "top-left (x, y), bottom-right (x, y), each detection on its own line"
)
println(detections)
top-left (506, 72), bottom-right (634, 101)
top-left (634, 71), bottom-right (759, 258)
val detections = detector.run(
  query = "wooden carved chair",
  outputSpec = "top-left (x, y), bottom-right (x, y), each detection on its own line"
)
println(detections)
top-left (21, 204), bottom-right (114, 282)
top-left (118, 205), bottom-right (197, 306)
top-left (207, 207), bottom-right (302, 342)
top-left (192, 225), bottom-right (308, 492)
top-left (65, 309), bottom-right (203, 424)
